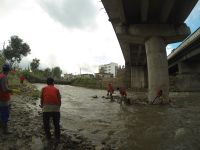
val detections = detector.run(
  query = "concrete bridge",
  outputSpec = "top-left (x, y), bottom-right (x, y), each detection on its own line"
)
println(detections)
top-left (101, 0), bottom-right (198, 103)
top-left (168, 27), bottom-right (200, 91)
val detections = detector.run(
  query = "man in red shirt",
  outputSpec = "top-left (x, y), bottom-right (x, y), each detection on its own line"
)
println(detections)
top-left (0, 64), bottom-right (12, 134)
top-left (19, 75), bottom-right (25, 84)
top-left (107, 83), bottom-right (114, 101)
top-left (117, 87), bottom-right (127, 104)
top-left (40, 77), bottom-right (61, 143)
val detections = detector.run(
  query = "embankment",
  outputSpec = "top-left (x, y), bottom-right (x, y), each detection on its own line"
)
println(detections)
top-left (0, 84), bottom-right (95, 150)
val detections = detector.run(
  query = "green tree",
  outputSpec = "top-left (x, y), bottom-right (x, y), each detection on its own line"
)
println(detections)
top-left (30, 58), bottom-right (40, 72)
top-left (3, 35), bottom-right (31, 68)
top-left (44, 68), bottom-right (52, 77)
top-left (52, 66), bottom-right (62, 79)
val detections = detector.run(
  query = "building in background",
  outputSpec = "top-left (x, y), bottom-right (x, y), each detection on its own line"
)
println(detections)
top-left (99, 62), bottom-right (118, 77)
top-left (95, 72), bottom-right (113, 79)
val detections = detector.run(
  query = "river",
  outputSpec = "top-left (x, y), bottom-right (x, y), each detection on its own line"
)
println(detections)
top-left (35, 84), bottom-right (200, 150)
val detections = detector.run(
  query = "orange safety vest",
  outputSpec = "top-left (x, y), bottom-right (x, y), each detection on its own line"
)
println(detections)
top-left (0, 73), bottom-right (10, 102)
top-left (41, 85), bottom-right (60, 105)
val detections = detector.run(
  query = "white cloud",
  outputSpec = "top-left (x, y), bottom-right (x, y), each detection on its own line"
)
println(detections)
top-left (0, 0), bottom-right (124, 74)
top-left (37, 0), bottom-right (98, 29)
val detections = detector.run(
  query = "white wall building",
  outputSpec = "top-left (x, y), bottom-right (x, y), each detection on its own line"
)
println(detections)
top-left (99, 62), bottom-right (118, 77)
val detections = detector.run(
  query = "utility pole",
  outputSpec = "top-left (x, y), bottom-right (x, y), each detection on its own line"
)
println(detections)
top-left (80, 68), bottom-right (81, 75)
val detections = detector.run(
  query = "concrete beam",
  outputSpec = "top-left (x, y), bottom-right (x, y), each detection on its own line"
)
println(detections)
top-left (102, 0), bottom-right (126, 25)
top-left (141, 0), bottom-right (149, 22)
top-left (118, 0), bottom-right (126, 24)
top-left (178, 62), bottom-right (200, 74)
top-left (168, 27), bottom-right (200, 60)
top-left (115, 23), bottom-right (190, 44)
top-left (160, 0), bottom-right (175, 23)
top-left (117, 34), bottom-right (145, 44)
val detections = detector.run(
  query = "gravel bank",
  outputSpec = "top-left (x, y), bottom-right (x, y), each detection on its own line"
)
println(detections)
top-left (0, 93), bottom-right (95, 150)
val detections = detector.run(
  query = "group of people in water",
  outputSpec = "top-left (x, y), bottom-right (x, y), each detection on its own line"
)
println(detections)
top-left (0, 63), bottom-right (164, 146)
top-left (106, 83), bottom-right (130, 104)
top-left (0, 63), bottom-right (128, 145)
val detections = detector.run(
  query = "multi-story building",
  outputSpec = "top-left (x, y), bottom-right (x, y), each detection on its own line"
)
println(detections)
top-left (99, 62), bottom-right (118, 77)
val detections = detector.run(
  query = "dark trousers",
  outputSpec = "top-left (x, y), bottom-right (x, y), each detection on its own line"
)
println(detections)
top-left (43, 112), bottom-right (60, 140)
top-left (0, 106), bottom-right (10, 123)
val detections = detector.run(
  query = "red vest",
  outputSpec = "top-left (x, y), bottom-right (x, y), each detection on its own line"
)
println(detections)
top-left (0, 73), bottom-right (10, 101)
top-left (107, 84), bottom-right (114, 93)
top-left (41, 85), bottom-right (60, 105)
top-left (20, 75), bottom-right (25, 81)
top-left (120, 88), bottom-right (127, 96)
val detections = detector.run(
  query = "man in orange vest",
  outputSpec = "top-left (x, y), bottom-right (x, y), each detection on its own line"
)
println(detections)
top-left (0, 64), bottom-right (12, 134)
top-left (40, 77), bottom-right (61, 143)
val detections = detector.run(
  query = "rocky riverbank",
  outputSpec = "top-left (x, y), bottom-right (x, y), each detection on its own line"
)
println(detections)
top-left (0, 85), bottom-right (95, 150)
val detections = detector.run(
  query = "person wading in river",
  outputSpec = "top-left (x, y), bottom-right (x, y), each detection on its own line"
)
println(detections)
top-left (117, 87), bottom-right (127, 104)
top-left (40, 77), bottom-right (61, 143)
top-left (0, 64), bottom-right (12, 134)
top-left (107, 83), bottom-right (114, 101)
top-left (152, 89), bottom-right (163, 104)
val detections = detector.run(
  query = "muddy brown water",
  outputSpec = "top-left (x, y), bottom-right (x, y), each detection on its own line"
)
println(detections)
top-left (35, 84), bottom-right (200, 150)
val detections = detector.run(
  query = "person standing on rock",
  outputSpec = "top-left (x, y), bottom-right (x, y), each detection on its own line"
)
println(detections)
top-left (40, 77), bottom-right (61, 143)
top-left (0, 64), bottom-right (12, 134)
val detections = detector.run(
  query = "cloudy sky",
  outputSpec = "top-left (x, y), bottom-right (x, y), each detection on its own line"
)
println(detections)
top-left (0, 0), bottom-right (200, 74)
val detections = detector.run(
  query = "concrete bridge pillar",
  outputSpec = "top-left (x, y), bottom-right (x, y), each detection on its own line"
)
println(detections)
top-left (145, 37), bottom-right (169, 103)
top-left (131, 66), bottom-right (147, 90)
top-left (125, 62), bottom-right (131, 88)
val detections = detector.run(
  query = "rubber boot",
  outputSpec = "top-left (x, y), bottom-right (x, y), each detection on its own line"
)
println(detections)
top-left (2, 123), bottom-right (11, 134)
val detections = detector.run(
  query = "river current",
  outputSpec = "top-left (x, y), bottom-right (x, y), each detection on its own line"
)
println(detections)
top-left (35, 84), bottom-right (200, 150)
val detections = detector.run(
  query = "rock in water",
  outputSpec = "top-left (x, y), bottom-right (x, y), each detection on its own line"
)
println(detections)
top-left (92, 95), bottom-right (98, 98)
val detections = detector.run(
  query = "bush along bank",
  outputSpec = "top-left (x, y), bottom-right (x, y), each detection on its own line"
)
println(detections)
top-left (0, 81), bottom-right (95, 150)
top-left (22, 70), bottom-right (71, 85)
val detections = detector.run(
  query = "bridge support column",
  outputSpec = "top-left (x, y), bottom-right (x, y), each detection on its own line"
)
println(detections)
top-left (145, 37), bottom-right (169, 103)
top-left (131, 66), bottom-right (147, 90)
top-left (125, 62), bottom-right (131, 88)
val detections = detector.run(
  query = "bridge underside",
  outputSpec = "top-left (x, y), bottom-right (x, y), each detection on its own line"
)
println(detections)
top-left (102, 0), bottom-right (198, 102)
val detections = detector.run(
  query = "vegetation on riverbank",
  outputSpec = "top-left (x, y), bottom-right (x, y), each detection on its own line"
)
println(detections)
top-left (71, 68), bottom-right (126, 90)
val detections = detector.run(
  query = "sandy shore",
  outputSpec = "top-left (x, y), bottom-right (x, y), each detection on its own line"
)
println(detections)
top-left (0, 89), bottom-right (95, 150)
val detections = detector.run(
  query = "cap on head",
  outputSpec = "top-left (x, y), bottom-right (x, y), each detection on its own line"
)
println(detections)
top-left (47, 77), bottom-right (54, 85)
top-left (2, 64), bottom-right (10, 72)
